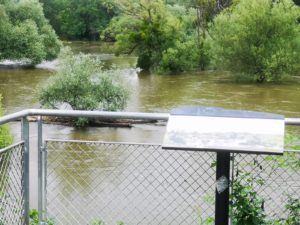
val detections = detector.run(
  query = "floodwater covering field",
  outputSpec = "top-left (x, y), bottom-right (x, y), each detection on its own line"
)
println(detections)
top-left (1, 42), bottom-right (300, 222)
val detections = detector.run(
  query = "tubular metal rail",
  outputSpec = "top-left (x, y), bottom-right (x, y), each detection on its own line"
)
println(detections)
top-left (0, 109), bottom-right (299, 225)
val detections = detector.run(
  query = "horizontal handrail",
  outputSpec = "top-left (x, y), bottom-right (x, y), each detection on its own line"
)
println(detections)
top-left (0, 109), bottom-right (170, 125)
top-left (0, 141), bottom-right (25, 154)
top-left (0, 109), bottom-right (300, 126)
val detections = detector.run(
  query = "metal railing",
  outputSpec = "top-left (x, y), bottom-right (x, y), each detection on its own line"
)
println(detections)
top-left (0, 109), bottom-right (299, 225)
top-left (0, 142), bottom-right (26, 225)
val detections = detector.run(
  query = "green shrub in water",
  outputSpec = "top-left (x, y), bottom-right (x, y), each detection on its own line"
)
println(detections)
top-left (39, 47), bottom-right (129, 126)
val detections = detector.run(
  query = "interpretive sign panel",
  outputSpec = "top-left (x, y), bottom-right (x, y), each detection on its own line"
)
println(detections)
top-left (162, 107), bottom-right (285, 154)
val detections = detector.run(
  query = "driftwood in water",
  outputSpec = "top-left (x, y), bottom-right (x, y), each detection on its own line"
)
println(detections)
top-left (27, 116), bottom-right (160, 128)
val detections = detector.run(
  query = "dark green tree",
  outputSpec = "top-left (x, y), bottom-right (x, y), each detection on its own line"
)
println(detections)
top-left (107, 0), bottom-right (208, 73)
top-left (40, 0), bottom-right (116, 40)
top-left (0, 0), bottom-right (61, 64)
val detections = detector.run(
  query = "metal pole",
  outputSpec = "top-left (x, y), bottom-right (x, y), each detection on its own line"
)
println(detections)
top-left (43, 141), bottom-right (48, 222)
top-left (215, 152), bottom-right (230, 225)
top-left (37, 117), bottom-right (44, 225)
top-left (21, 117), bottom-right (30, 225)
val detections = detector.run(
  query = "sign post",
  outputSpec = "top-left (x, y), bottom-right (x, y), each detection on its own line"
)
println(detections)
top-left (162, 106), bottom-right (285, 225)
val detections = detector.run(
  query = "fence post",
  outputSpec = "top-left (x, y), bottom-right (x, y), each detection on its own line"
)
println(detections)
top-left (215, 152), bottom-right (230, 225)
top-left (37, 117), bottom-right (45, 225)
top-left (21, 117), bottom-right (30, 225)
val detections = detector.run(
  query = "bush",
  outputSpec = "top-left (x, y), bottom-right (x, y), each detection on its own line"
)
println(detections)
top-left (39, 48), bottom-right (129, 126)
top-left (230, 172), bottom-right (266, 225)
top-left (0, 95), bottom-right (12, 149)
top-left (160, 38), bottom-right (209, 73)
top-left (210, 0), bottom-right (300, 83)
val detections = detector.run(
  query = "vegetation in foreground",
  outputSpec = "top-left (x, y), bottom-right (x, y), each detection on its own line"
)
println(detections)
top-left (38, 47), bottom-right (129, 126)
top-left (0, 95), bottom-right (12, 149)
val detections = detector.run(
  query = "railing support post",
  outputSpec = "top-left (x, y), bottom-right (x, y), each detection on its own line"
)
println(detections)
top-left (21, 117), bottom-right (30, 225)
top-left (215, 152), bottom-right (230, 225)
top-left (37, 117), bottom-right (45, 225)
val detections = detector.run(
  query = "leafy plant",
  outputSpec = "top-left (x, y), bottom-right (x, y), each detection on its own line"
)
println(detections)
top-left (39, 47), bottom-right (129, 126)
top-left (0, 95), bottom-right (12, 149)
top-left (265, 133), bottom-right (300, 170)
top-left (230, 172), bottom-right (266, 225)
top-left (90, 219), bottom-right (126, 225)
top-left (285, 195), bottom-right (300, 225)
top-left (29, 209), bottom-right (55, 225)
top-left (91, 219), bottom-right (106, 225)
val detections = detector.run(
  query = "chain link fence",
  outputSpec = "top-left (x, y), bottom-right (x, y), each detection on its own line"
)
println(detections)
top-left (232, 151), bottom-right (300, 221)
top-left (45, 140), bottom-right (216, 225)
top-left (45, 140), bottom-right (300, 225)
top-left (0, 142), bottom-right (25, 225)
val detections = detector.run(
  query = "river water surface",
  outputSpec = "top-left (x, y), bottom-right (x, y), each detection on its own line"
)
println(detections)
top-left (1, 41), bottom-right (300, 223)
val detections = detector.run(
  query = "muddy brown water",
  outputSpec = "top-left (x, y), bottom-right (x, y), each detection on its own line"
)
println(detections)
top-left (1, 41), bottom-right (300, 221)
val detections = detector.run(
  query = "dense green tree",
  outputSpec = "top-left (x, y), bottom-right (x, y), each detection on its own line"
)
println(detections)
top-left (107, 0), bottom-right (209, 73)
top-left (111, 0), bottom-right (182, 71)
top-left (40, 0), bottom-right (116, 40)
top-left (0, 0), bottom-right (61, 64)
top-left (39, 48), bottom-right (129, 126)
top-left (210, 0), bottom-right (300, 83)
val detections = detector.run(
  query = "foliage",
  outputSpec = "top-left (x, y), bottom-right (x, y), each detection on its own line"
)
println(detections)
top-left (107, 0), bottom-right (210, 73)
top-left (91, 220), bottom-right (106, 225)
top-left (0, 0), bottom-right (61, 64)
top-left (266, 195), bottom-right (300, 225)
top-left (160, 38), bottom-right (209, 73)
top-left (265, 133), bottom-right (300, 170)
top-left (284, 195), bottom-right (300, 225)
top-left (110, 0), bottom-right (182, 71)
top-left (0, 95), bottom-right (12, 149)
top-left (90, 219), bottom-right (126, 225)
top-left (29, 209), bottom-right (55, 225)
top-left (38, 48), bottom-right (129, 126)
top-left (40, 0), bottom-right (116, 40)
top-left (210, 0), bottom-right (300, 83)
top-left (230, 172), bottom-right (266, 225)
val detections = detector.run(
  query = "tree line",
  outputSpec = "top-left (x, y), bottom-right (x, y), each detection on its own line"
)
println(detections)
top-left (40, 0), bottom-right (300, 82)
top-left (0, 0), bottom-right (300, 82)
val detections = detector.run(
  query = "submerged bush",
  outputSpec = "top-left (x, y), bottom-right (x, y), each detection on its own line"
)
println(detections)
top-left (160, 38), bottom-right (209, 73)
top-left (210, 0), bottom-right (300, 83)
top-left (39, 48), bottom-right (129, 126)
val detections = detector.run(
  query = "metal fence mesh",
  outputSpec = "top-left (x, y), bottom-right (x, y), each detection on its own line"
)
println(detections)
top-left (232, 151), bottom-right (300, 221)
top-left (45, 140), bottom-right (216, 225)
top-left (0, 142), bottom-right (25, 225)
top-left (45, 140), bottom-right (300, 225)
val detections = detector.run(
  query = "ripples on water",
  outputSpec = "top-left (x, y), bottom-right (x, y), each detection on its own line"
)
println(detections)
top-left (1, 42), bottom-right (300, 213)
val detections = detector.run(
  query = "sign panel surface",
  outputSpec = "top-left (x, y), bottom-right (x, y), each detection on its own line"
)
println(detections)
top-left (162, 107), bottom-right (285, 154)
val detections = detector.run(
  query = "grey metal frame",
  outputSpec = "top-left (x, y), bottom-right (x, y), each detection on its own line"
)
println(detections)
top-left (1, 109), bottom-right (300, 225)
top-left (1, 108), bottom-right (300, 125)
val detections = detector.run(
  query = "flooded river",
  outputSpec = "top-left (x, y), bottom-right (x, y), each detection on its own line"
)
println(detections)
top-left (1, 41), bottom-right (300, 221)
